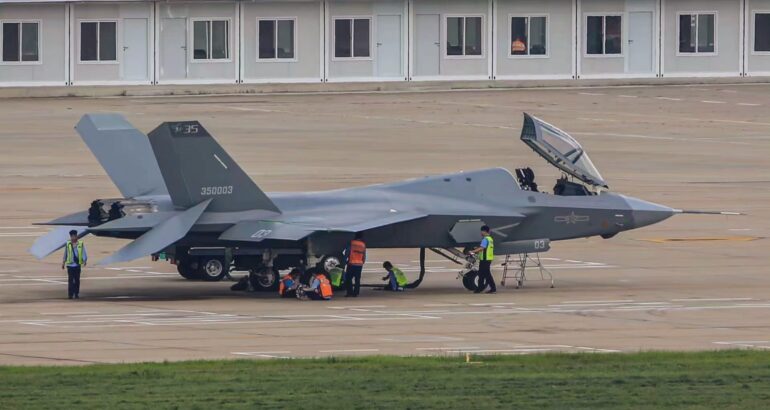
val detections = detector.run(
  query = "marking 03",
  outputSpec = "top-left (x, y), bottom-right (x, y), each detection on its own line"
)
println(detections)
top-left (200, 185), bottom-right (234, 196)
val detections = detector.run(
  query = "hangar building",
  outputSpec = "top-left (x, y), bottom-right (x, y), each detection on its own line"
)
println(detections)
top-left (1, 0), bottom-right (769, 87)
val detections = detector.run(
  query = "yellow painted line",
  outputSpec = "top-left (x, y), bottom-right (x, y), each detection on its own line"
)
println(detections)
top-left (637, 236), bottom-right (762, 244)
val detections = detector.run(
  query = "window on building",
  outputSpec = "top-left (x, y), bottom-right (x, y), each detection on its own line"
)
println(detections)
top-left (510, 16), bottom-right (547, 56)
top-left (586, 15), bottom-right (621, 55)
top-left (334, 18), bottom-right (370, 58)
top-left (679, 13), bottom-right (715, 54)
top-left (754, 13), bottom-right (770, 52)
top-left (258, 19), bottom-right (295, 60)
top-left (80, 21), bottom-right (117, 62)
top-left (2, 21), bottom-right (39, 62)
top-left (446, 16), bottom-right (482, 56)
top-left (193, 20), bottom-right (229, 60)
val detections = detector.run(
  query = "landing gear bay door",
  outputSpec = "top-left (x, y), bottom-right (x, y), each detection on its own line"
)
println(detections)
top-left (520, 113), bottom-right (608, 188)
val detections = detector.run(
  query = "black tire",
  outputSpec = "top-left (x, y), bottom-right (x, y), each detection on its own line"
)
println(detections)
top-left (462, 270), bottom-right (480, 292)
top-left (177, 260), bottom-right (201, 280)
top-left (249, 267), bottom-right (280, 292)
top-left (200, 257), bottom-right (227, 282)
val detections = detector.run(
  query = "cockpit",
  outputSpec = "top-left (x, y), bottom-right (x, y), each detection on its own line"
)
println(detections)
top-left (516, 113), bottom-right (607, 196)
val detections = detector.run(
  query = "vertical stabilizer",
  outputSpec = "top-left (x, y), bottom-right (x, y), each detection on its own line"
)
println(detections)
top-left (147, 121), bottom-right (280, 213)
top-left (75, 114), bottom-right (168, 197)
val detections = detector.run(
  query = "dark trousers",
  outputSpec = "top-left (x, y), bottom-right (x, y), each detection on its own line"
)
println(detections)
top-left (306, 291), bottom-right (326, 300)
top-left (476, 261), bottom-right (496, 292)
top-left (345, 264), bottom-right (363, 296)
top-left (67, 265), bottom-right (81, 298)
top-left (280, 290), bottom-right (297, 298)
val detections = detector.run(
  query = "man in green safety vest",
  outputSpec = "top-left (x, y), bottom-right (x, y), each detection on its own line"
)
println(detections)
top-left (61, 230), bottom-right (87, 299)
top-left (469, 225), bottom-right (496, 294)
top-left (381, 261), bottom-right (408, 291)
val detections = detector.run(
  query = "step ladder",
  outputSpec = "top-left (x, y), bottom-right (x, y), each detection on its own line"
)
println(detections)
top-left (500, 253), bottom-right (554, 289)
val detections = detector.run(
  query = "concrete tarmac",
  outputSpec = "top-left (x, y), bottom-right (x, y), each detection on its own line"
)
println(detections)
top-left (0, 84), bottom-right (768, 365)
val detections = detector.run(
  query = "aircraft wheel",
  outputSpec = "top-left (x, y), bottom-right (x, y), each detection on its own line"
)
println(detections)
top-left (249, 267), bottom-right (280, 291)
top-left (200, 257), bottom-right (227, 282)
top-left (177, 260), bottom-right (201, 280)
top-left (318, 254), bottom-right (345, 273)
top-left (462, 270), bottom-right (479, 291)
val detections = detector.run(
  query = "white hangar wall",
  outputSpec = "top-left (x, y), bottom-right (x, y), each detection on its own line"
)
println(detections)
top-left (71, 2), bottom-right (154, 85)
top-left (662, 0), bottom-right (742, 77)
top-left (0, 3), bottom-right (67, 86)
top-left (494, 0), bottom-right (575, 80)
top-left (2, 0), bottom-right (770, 87)
top-left (241, 0), bottom-right (323, 83)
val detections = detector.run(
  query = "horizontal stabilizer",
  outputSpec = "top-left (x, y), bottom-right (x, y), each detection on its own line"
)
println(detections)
top-left (38, 210), bottom-right (90, 226)
top-left (97, 199), bottom-right (211, 265)
top-left (148, 121), bottom-right (279, 213)
top-left (29, 226), bottom-right (88, 260)
top-left (76, 114), bottom-right (168, 197)
top-left (219, 220), bottom-right (317, 243)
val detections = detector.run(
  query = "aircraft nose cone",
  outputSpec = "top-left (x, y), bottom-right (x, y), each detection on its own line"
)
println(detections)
top-left (623, 195), bottom-right (675, 229)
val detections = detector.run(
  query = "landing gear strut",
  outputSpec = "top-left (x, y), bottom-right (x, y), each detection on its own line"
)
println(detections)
top-left (428, 247), bottom-right (479, 291)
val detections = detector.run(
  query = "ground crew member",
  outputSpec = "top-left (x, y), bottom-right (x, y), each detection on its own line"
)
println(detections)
top-left (344, 232), bottom-right (366, 297)
top-left (279, 268), bottom-right (300, 298)
top-left (61, 230), bottom-right (86, 299)
top-left (302, 272), bottom-right (333, 300)
top-left (469, 225), bottom-right (496, 294)
top-left (381, 261), bottom-right (408, 291)
top-left (511, 37), bottom-right (526, 54)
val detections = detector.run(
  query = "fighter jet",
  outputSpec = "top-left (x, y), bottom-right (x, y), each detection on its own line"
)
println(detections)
top-left (30, 113), bottom-right (738, 291)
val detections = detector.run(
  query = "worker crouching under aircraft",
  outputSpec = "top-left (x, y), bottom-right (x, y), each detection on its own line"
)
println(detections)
top-left (297, 271), bottom-right (333, 301)
top-left (381, 261), bottom-right (408, 291)
top-left (278, 269), bottom-right (301, 298)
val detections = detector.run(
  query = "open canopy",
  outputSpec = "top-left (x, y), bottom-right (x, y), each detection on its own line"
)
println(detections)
top-left (520, 113), bottom-right (608, 188)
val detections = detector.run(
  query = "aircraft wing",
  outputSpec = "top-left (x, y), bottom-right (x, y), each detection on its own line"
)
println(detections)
top-left (219, 212), bottom-right (428, 243)
top-left (219, 221), bottom-right (319, 243)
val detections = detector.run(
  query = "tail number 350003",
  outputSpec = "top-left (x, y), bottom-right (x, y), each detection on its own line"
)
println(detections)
top-left (201, 186), bottom-right (234, 196)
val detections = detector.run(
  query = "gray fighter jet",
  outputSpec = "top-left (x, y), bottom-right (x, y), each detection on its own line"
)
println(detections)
top-left (30, 113), bottom-right (737, 291)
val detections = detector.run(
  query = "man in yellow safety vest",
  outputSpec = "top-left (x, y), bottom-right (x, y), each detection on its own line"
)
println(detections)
top-left (381, 261), bottom-right (408, 291)
top-left (61, 230), bottom-right (87, 299)
top-left (469, 225), bottom-right (496, 294)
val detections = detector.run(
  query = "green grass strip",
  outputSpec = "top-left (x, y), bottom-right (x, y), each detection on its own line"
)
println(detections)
top-left (1, 350), bottom-right (769, 409)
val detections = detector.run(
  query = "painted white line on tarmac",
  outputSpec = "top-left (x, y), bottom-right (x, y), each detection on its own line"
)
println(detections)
top-left (617, 95), bottom-right (637, 98)
top-left (40, 311), bottom-right (100, 315)
top-left (672, 298), bottom-right (753, 302)
top-left (551, 302), bottom-right (670, 307)
top-left (573, 346), bottom-right (622, 353)
top-left (319, 349), bottom-right (379, 353)
top-left (446, 348), bottom-right (553, 354)
top-left (737, 103), bottom-right (761, 106)
top-left (578, 92), bottom-right (605, 96)
top-left (232, 351), bottom-right (291, 359)
top-left (577, 117), bottom-right (619, 122)
top-left (656, 97), bottom-right (682, 101)
top-left (701, 100), bottom-right (726, 104)
top-left (328, 305), bottom-right (386, 309)
top-left (423, 303), bottom-right (463, 307)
